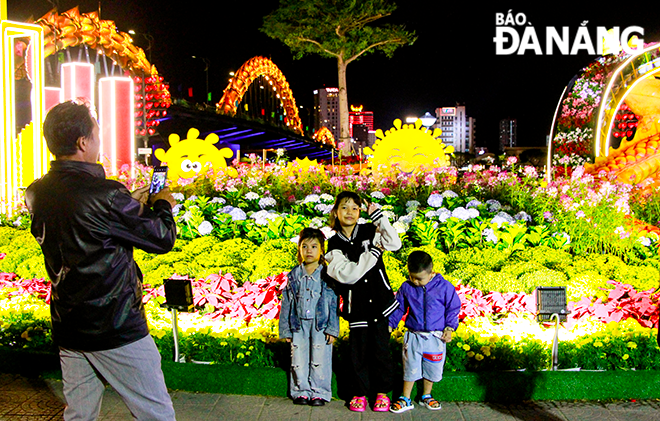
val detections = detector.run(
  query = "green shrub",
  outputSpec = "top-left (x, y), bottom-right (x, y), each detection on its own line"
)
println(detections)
top-left (516, 269), bottom-right (568, 294)
top-left (446, 263), bottom-right (483, 284)
top-left (245, 239), bottom-right (297, 282)
top-left (566, 271), bottom-right (610, 301)
top-left (512, 246), bottom-right (573, 271)
top-left (383, 251), bottom-right (406, 291)
top-left (0, 231), bottom-right (45, 279)
top-left (469, 270), bottom-right (519, 293)
top-left (447, 248), bottom-right (510, 271)
top-left (501, 261), bottom-right (547, 278)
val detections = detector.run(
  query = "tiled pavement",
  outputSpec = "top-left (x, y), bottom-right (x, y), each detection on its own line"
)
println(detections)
top-left (1, 373), bottom-right (660, 420)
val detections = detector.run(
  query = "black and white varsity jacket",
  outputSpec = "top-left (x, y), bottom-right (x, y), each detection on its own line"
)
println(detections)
top-left (326, 209), bottom-right (402, 329)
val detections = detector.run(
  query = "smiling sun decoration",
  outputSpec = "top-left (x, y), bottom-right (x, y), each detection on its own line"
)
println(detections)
top-left (364, 119), bottom-right (454, 173)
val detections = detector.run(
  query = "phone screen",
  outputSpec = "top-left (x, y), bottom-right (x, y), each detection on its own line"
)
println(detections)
top-left (149, 167), bottom-right (168, 195)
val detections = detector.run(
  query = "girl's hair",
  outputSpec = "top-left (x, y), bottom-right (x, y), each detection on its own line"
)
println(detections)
top-left (297, 227), bottom-right (327, 265)
top-left (328, 191), bottom-right (363, 231)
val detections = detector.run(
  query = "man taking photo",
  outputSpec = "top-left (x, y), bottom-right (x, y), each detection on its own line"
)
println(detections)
top-left (25, 99), bottom-right (177, 420)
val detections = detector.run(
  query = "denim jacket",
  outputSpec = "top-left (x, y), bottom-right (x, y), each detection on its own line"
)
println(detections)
top-left (279, 264), bottom-right (340, 339)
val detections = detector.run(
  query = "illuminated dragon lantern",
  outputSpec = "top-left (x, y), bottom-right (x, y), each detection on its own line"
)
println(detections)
top-left (217, 56), bottom-right (303, 135)
top-left (31, 7), bottom-right (171, 104)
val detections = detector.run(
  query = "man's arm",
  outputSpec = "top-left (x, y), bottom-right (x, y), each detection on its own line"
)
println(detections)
top-left (107, 187), bottom-right (176, 254)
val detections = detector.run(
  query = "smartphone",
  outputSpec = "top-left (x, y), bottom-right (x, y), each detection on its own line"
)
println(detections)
top-left (149, 166), bottom-right (168, 195)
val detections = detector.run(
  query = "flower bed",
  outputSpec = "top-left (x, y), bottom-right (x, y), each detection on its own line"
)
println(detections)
top-left (1, 161), bottom-right (659, 372)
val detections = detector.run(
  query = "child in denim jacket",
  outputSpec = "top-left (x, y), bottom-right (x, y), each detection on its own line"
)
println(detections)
top-left (279, 228), bottom-right (339, 406)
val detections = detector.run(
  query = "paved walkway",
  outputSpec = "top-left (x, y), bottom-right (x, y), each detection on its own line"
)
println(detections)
top-left (1, 372), bottom-right (659, 420)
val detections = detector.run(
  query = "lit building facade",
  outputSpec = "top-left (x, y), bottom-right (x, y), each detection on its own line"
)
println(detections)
top-left (313, 87), bottom-right (340, 142)
top-left (499, 118), bottom-right (517, 151)
top-left (433, 105), bottom-right (475, 153)
top-left (349, 105), bottom-right (375, 148)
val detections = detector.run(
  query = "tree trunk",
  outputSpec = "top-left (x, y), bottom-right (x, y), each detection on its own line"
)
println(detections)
top-left (337, 57), bottom-right (352, 156)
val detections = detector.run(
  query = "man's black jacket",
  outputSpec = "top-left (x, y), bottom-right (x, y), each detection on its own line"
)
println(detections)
top-left (25, 160), bottom-right (176, 351)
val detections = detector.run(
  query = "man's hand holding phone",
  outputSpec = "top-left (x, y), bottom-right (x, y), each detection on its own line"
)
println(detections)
top-left (149, 188), bottom-right (176, 208)
top-left (146, 166), bottom-right (176, 208)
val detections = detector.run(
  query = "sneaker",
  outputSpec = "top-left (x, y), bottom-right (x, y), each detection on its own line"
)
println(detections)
top-left (390, 396), bottom-right (414, 413)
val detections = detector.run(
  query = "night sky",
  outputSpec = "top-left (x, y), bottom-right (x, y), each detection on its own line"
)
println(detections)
top-left (6, 1), bottom-right (660, 151)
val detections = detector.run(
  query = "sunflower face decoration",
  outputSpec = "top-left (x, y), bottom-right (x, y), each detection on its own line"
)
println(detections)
top-left (364, 119), bottom-right (454, 173)
top-left (154, 128), bottom-right (236, 180)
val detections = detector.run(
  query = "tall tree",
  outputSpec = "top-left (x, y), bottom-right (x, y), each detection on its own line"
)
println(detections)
top-left (261, 0), bottom-right (416, 154)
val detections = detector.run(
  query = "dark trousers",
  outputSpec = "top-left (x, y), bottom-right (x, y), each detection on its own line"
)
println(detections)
top-left (348, 318), bottom-right (393, 398)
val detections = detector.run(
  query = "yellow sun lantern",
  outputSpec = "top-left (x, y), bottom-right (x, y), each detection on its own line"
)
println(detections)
top-left (364, 119), bottom-right (454, 173)
top-left (154, 128), bottom-right (237, 181)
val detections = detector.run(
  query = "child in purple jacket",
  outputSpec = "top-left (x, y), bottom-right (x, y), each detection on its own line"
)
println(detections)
top-left (388, 250), bottom-right (461, 413)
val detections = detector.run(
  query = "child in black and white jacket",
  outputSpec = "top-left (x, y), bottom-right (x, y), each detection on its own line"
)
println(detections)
top-left (325, 191), bottom-right (401, 412)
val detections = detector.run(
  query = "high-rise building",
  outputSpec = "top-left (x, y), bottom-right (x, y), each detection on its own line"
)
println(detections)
top-left (433, 105), bottom-right (475, 153)
top-left (348, 105), bottom-right (374, 136)
top-left (499, 118), bottom-right (517, 151)
top-left (349, 105), bottom-right (375, 149)
top-left (313, 88), bottom-right (340, 142)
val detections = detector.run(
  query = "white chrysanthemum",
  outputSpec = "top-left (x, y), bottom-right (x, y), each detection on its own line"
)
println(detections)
top-left (483, 228), bottom-right (498, 244)
top-left (219, 206), bottom-right (246, 221)
top-left (197, 221), bottom-right (213, 236)
top-left (303, 194), bottom-right (321, 203)
top-left (258, 197), bottom-right (277, 209)
top-left (451, 207), bottom-right (478, 220)
top-left (466, 199), bottom-right (482, 209)
top-left (315, 203), bottom-right (333, 214)
top-left (514, 211), bottom-right (532, 222)
top-left (427, 193), bottom-right (444, 208)
top-left (393, 220), bottom-right (409, 234)
top-left (251, 210), bottom-right (279, 226)
top-left (491, 212), bottom-right (515, 227)
top-left (320, 193), bottom-right (334, 203)
top-left (405, 200), bottom-right (421, 212)
top-left (486, 199), bottom-right (502, 212)
top-left (382, 210), bottom-right (396, 221)
top-left (309, 217), bottom-right (325, 229)
top-left (171, 204), bottom-right (182, 217)
top-left (437, 208), bottom-right (452, 223)
top-left (398, 211), bottom-right (416, 225)
top-left (638, 236), bottom-right (652, 247)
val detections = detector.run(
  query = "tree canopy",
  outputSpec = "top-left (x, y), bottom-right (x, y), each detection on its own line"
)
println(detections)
top-left (261, 0), bottom-right (416, 153)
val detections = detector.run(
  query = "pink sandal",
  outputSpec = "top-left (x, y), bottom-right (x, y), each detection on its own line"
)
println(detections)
top-left (373, 394), bottom-right (390, 412)
top-left (349, 396), bottom-right (366, 412)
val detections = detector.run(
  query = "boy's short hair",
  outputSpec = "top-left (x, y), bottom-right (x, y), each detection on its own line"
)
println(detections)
top-left (43, 99), bottom-right (95, 158)
top-left (407, 250), bottom-right (433, 274)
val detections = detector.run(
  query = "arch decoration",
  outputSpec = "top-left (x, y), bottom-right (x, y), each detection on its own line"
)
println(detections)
top-left (217, 56), bottom-right (303, 135)
top-left (549, 41), bottom-right (660, 192)
top-left (32, 7), bottom-right (166, 83)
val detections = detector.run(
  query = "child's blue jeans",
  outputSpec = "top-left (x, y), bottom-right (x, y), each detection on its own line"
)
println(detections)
top-left (290, 318), bottom-right (333, 401)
